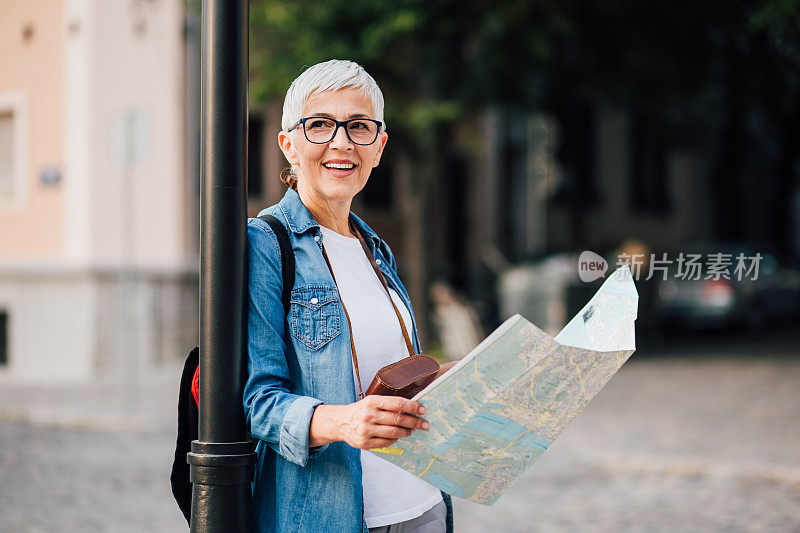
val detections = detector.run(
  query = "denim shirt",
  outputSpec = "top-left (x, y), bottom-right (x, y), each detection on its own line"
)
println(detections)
top-left (245, 188), bottom-right (453, 533)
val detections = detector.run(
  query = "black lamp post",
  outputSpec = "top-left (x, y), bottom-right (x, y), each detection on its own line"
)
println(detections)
top-left (188, 1), bottom-right (254, 531)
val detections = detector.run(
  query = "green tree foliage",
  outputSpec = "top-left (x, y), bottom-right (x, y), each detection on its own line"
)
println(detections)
top-left (249, 0), bottom-right (573, 134)
top-left (250, 0), bottom-right (800, 247)
top-left (251, 0), bottom-right (798, 136)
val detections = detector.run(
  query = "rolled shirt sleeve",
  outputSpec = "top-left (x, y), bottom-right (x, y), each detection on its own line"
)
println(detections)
top-left (279, 395), bottom-right (327, 464)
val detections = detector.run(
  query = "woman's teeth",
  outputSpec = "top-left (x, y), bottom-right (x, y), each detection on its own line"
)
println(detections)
top-left (323, 163), bottom-right (355, 170)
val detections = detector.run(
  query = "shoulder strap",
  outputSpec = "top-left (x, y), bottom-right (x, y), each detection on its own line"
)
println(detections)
top-left (258, 214), bottom-right (294, 314)
top-left (319, 219), bottom-right (415, 399)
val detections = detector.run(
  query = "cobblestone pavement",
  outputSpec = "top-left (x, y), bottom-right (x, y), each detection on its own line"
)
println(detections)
top-left (1, 332), bottom-right (799, 532)
top-left (0, 422), bottom-right (186, 533)
top-left (453, 354), bottom-right (800, 532)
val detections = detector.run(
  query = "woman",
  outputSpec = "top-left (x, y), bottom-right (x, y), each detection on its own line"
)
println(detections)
top-left (245, 60), bottom-right (455, 533)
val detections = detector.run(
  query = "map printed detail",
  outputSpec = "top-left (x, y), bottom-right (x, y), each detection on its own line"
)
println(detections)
top-left (369, 266), bottom-right (638, 505)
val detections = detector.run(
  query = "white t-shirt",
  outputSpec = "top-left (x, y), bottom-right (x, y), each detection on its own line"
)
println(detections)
top-left (319, 225), bottom-right (443, 528)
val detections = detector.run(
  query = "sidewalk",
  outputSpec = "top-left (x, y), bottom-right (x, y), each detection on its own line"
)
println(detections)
top-left (0, 362), bottom-right (183, 433)
top-left (1, 348), bottom-right (799, 531)
top-left (452, 354), bottom-right (800, 532)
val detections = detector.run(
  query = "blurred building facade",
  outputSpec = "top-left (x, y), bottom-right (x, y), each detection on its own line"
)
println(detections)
top-left (2, 1), bottom-right (795, 381)
top-left (0, 0), bottom-right (199, 382)
top-left (413, 105), bottom-right (712, 329)
top-left (474, 105), bottom-right (711, 260)
top-left (248, 104), bottom-right (717, 344)
top-left (250, 103), bottom-right (716, 342)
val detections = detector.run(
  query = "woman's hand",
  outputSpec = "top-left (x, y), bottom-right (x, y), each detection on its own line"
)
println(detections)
top-left (436, 361), bottom-right (457, 378)
top-left (309, 396), bottom-right (429, 450)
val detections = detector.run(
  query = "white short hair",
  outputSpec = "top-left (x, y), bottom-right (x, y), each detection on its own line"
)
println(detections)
top-left (281, 59), bottom-right (385, 132)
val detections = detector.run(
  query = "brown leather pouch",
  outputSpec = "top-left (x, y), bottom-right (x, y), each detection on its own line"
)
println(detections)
top-left (322, 220), bottom-right (439, 400)
top-left (365, 354), bottom-right (440, 399)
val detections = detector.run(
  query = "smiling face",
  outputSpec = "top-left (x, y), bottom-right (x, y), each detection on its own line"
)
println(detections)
top-left (278, 87), bottom-right (388, 216)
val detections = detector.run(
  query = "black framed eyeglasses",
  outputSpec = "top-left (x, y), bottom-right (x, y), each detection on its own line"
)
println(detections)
top-left (288, 116), bottom-right (383, 145)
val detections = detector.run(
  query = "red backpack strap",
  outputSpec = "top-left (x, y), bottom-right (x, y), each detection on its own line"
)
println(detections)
top-left (191, 366), bottom-right (200, 406)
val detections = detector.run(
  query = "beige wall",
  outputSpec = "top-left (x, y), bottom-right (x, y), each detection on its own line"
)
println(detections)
top-left (88, 0), bottom-right (187, 268)
top-left (0, 1), bottom-right (197, 382)
top-left (547, 104), bottom-right (710, 253)
top-left (0, 273), bottom-right (96, 381)
top-left (0, 0), bottom-right (190, 267)
top-left (0, 0), bottom-right (64, 258)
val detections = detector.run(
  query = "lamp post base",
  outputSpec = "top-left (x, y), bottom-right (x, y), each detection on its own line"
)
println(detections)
top-left (188, 440), bottom-right (257, 532)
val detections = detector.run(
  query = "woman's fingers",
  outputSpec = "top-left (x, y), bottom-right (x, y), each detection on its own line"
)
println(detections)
top-left (364, 437), bottom-right (398, 449)
top-left (344, 419), bottom-right (406, 449)
top-left (339, 395), bottom-right (433, 449)
top-left (369, 423), bottom-right (415, 440)
top-left (373, 410), bottom-right (429, 430)
top-left (435, 361), bottom-right (457, 379)
top-left (367, 395), bottom-right (426, 417)
top-left (367, 395), bottom-right (429, 430)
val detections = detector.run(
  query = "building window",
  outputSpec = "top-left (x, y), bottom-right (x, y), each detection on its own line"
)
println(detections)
top-left (0, 93), bottom-right (27, 209)
top-left (247, 113), bottom-right (265, 198)
top-left (0, 111), bottom-right (17, 201)
top-left (630, 112), bottom-right (670, 213)
top-left (0, 311), bottom-right (8, 367)
top-left (361, 157), bottom-right (393, 209)
top-left (552, 101), bottom-right (598, 207)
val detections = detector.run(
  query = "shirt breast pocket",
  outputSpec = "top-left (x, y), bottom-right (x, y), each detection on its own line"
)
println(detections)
top-left (289, 286), bottom-right (341, 350)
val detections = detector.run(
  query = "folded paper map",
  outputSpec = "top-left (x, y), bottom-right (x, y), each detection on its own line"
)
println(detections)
top-left (370, 266), bottom-right (638, 504)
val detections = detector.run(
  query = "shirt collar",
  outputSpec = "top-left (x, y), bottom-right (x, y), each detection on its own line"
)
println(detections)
top-left (277, 187), bottom-right (382, 251)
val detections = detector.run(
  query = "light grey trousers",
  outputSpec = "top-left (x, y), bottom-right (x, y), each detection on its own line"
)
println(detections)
top-left (368, 501), bottom-right (447, 533)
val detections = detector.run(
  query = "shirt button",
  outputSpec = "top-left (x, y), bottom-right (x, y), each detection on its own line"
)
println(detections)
top-left (375, 259), bottom-right (382, 265)
top-left (314, 235), bottom-right (320, 242)
top-left (310, 297), bottom-right (318, 305)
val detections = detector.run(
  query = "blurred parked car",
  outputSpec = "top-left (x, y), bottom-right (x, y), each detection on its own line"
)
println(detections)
top-left (497, 252), bottom-right (579, 336)
top-left (652, 243), bottom-right (800, 333)
top-left (497, 248), bottom-right (626, 336)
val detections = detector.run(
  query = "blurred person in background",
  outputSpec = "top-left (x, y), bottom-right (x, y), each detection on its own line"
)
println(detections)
top-left (244, 60), bottom-right (454, 533)
top-left (615, 239), bottom-right (659, 338)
